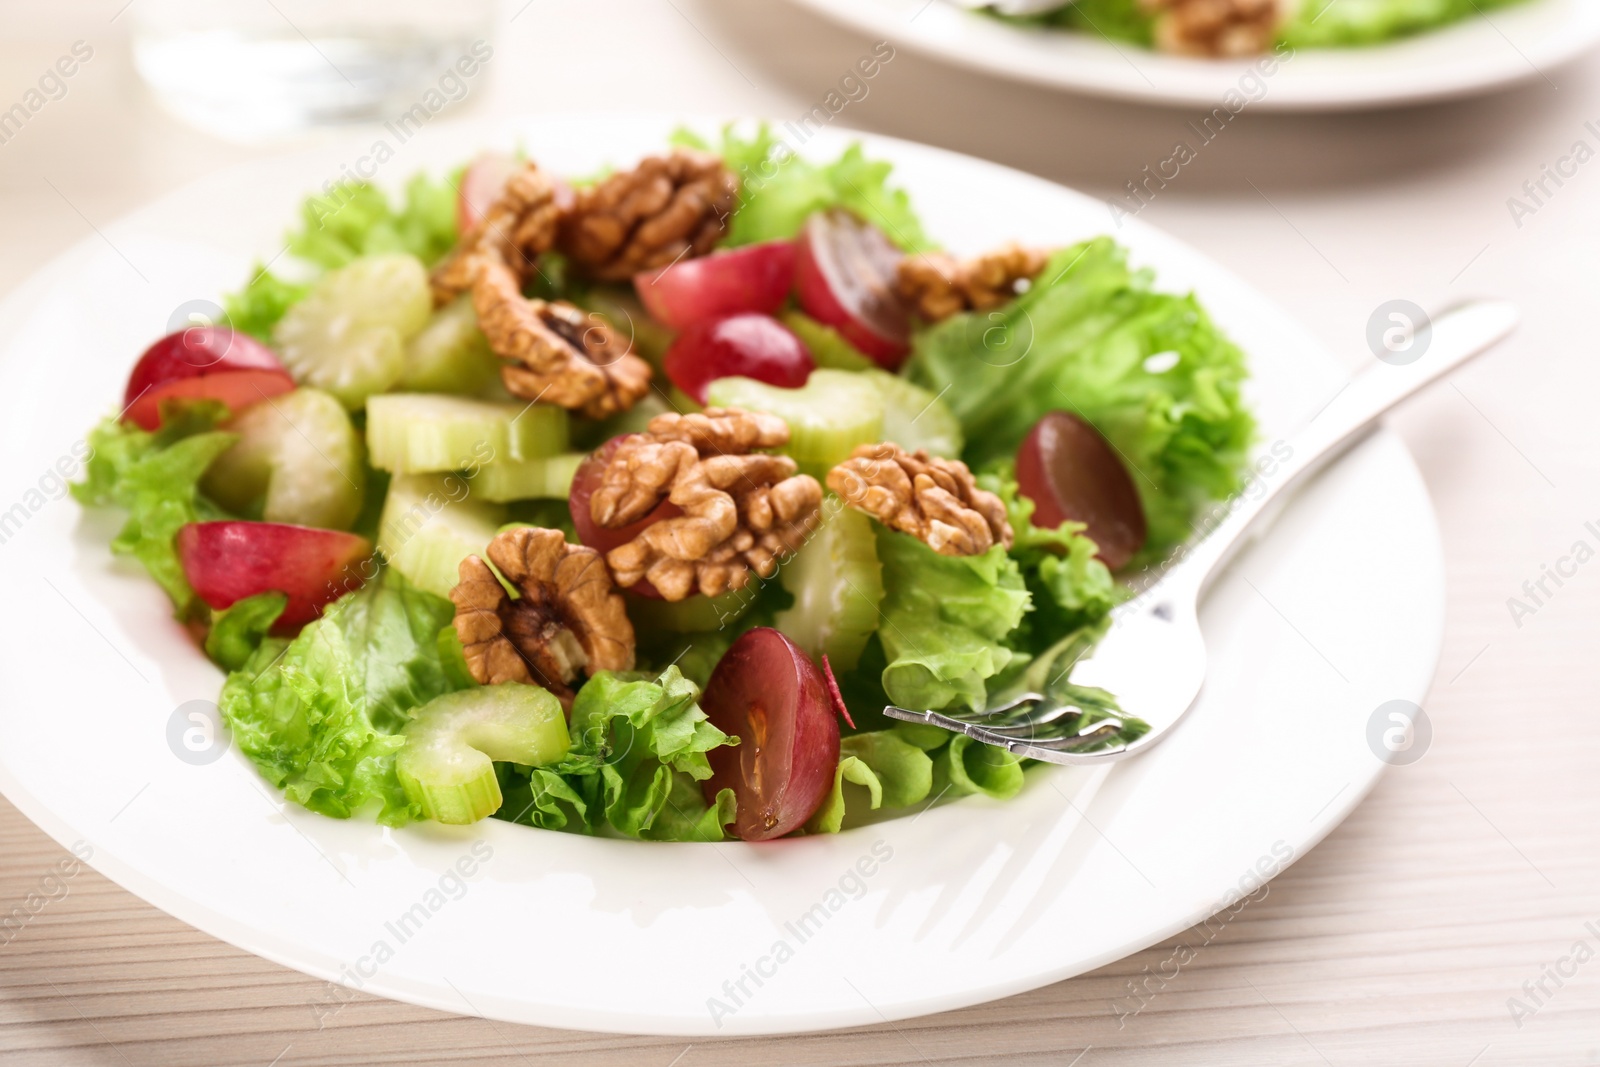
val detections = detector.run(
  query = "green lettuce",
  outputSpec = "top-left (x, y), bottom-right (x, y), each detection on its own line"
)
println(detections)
top-left (1281, 0), bottom-right (1533, 48)
top-left (223, 268), bottom-right (310, 342)
top-left (218, 568), bottom-right (469, 825)
top-left (907, 238), bottom-right (1254, 557)
top-left (807, 730), bottom-right (934, 834)
top-left (71, 412), bottom-right (237, 615)
top-left (672, 124), bottom-right (933, 252)
top-left (205, 592), bottom-right (287, 671)
top-left (874, 528), bottom-right (1031, 712)
top-left (221, 170), bottom-right (459, 340)
top-left (992, 0), bottom-right (1154, 44)
top-left (498, 667), bottom-right (740, 841)
top-left (936, 735), bottom-right (1026, 800)
top-left (289, 172), bottom-right (458, 270)
top-left (981, 462), bottom-right (1118, 654)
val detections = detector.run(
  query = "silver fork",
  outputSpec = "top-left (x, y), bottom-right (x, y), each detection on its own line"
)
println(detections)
top-left (884, 299), bottom-right (1520, 765)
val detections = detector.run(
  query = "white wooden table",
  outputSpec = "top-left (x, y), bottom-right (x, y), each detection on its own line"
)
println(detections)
top-left (3, 3), bottom-right (1598, 1063)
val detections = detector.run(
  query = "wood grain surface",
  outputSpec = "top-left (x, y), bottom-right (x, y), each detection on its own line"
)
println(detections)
top-left (3, 3), bottom-right (1599, 1064)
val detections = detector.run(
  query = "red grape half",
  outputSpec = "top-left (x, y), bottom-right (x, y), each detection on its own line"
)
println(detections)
top-left (702, 627), bottom-right (840, 841)
top-left (1015, 411), bottom-right (1147, 570)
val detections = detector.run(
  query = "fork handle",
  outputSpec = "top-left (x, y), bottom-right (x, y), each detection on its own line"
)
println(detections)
top-left (1168, 299), bottom-right (1520, 598)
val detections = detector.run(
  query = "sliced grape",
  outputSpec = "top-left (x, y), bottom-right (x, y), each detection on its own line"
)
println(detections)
top-left (774, 501), bottom-right (884, 670)
top-left (273, 254), bottom-right (432, 410)
top-left (123, 327), bottom-right (296, 431)
top-left (398, 294), bottom-right (502, 395)
top-left (794, 209), bottom-right (910, 369)
top-left (378, 473), bottom-right (506, 597)
top-left (470, 453), bottom-right (585, 503)
top-left (864, 369), bottom-right (965, 458)
top-left (397, 684), bottom-right (571, 824)
top-left (1016, 411), bottom-right (1147, 570)
top-left (178, 521), bottom-right (372, 631)
top-left (704, 369), bottom-right (884, 477)
top-left (627, 588), bottom-right (753, 634)
top-left (635, 240), bottom-right (796, 330)
top-left (702, 628), bottom-right (840, 841)
top-left (457, 152), bottom-right (522, 234)
top-left (203, 387), bottom-right (365, 530)
top-left (663, 313), bottom-right (814, 406)
top-left (366, 393), bottom-right (569, 474)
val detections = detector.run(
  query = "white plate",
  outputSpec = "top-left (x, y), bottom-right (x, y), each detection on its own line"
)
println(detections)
top-left (0, 115), bottom-right (1443, 1036)
top-left (789, 0), bottom-right (1600, 110)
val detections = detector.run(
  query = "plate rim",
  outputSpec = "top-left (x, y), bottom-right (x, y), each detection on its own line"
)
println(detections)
top-left (0, 114), bottom-right (1448, 1036)
top-left (785, 0), bottom-right (1600, 111)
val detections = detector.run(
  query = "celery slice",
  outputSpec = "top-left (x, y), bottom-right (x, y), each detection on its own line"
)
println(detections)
top-left (781, 310), bottom-right (876, 372)
top-left (470, 453), bottom-right (585, 503)
top-left (705, 369), bottom-right (884, 477)
top-left (273, 254), bottom-right (431, 410)
top-left (773, 499), bottom-right (884, 669)
top-left (399, 295), bottom-right (502, 396)
top-left (628, 588), bottom-right (754, 634)
top-left (397, 684), bottom-right (571, 824)
top-left (202, 387), bottom-right (364, 530)
top-left (366, 393), bottom-right (569, 474)
top-left (864, 369), bottom-right (964, 458)
top-left (378, 473), bottom-right (506, 598)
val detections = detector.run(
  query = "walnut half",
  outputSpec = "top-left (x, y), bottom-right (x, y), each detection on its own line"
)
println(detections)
top-left (592, 409), bottom-right (825, 600)
top-left (449, 526), bottom-right (635, 706)
top-left (827, 443), bottom-right (1013, 557)
top-left (472, 254), bottom-right (652, 420)
top-left (1144, 0), bottom-right (1281, 57)
top-left (559, 149), bottom-right (739, 281)
top-left (896, 244), bottom-right (1051, 323)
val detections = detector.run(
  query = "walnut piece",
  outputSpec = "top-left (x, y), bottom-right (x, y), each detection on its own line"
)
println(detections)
top-left (472, 254), bottom-right (652, 419)
top-left (1143, 0), bottom-right (1280, 57)
top-left (430, 163), bottom-right (570, 306)
top-left (591, 409), bottom-right (824, 600)
top-left (827, 443), bottom-right (1013, 557)
top-left (424, 158), bottom-right (651, 418)
top-left (559, 149), bottom-right (739, 281)
top-left (449, 526), bottom-right (635, 706)
top-left (895, 244), bottom-right (1051, 323)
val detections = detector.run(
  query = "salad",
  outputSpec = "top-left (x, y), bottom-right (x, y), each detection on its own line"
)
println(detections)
top-left (987, 0), bottom-right (1535, 58)
top-left (72, 127), bottom-right (1255, 843)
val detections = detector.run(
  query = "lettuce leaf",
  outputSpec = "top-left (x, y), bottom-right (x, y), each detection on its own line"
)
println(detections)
top-left (906, 238), bottom-right (1255, 558)
top-left (497, 667), bottom-right (740, 841)
top-left (1281, 0), bottom-right (1532, 48)
top-left (936, 735), bottom-right (1026, 800)
top-left (71, 413), bottom-right (237, 615)
top-left (289, 172), bottom-right (459, 270)
top-left (218, 568), bottom-right (468, 825)
top-left (991, 0), bottom-right (1154, 44)
top-left (223, 268), bottom-right (310, 342)
top-left (672, 124), bottom-right (933, 252)
top-left (205, 592), bottom-right (287, 671)
top-left (981, 462), bottom-right (1119, 654)
top-left (221, 170), bottom-right (460, 340)
top-left (807, 730), bottom-right (934, 834)
top-left (874, 528), bottom-right (1031, 712)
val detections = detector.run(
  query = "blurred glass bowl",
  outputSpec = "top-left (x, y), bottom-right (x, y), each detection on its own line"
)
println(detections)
top-left (131, 0), bottom-right (497, 142)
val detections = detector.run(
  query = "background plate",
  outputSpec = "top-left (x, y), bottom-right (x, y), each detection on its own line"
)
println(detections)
top-left (788, 0), bottom-right (1600, 110)
top-left (0, 115), bottom-right (1442, 1036)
